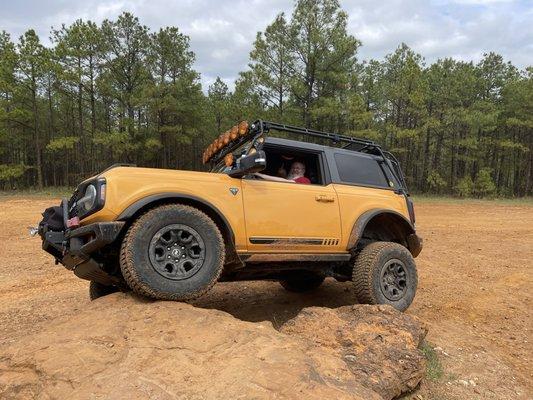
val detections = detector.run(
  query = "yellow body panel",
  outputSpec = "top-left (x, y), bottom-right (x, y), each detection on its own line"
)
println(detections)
top-left (82, 167), bottom-right (247, 251)
top-left (333, 184), bottom-right (410, 249)
top-left (81, 167), bottom-right (409, 254)
top-left (241, 180), bottom-right (342, 253)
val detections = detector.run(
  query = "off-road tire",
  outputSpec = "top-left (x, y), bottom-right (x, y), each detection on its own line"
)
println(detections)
top-left (89, 281), bottom-right (119, 301)
top-left (353, 241), bottom-right (417, 311)
top-left (280, 275), bottom-right (325, 292)
top-left (120, 204), bottom-right (225, 301)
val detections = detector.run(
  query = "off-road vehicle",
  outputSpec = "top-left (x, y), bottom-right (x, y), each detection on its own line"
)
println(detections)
top-left (37, 120), bottom-right (422, 311)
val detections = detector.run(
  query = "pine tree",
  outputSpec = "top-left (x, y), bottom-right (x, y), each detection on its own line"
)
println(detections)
top-left (248, 13), bottom-right (293, 120)
top-left (207, 77), bottom-right (229, 133)
top-left (16, 30), bottom-right (49, 189)
top-left (288, 0), bottom-right (360, 128)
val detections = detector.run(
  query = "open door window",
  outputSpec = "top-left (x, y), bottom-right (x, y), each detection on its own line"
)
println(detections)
top-left (252, 142), bottom-right (328, 185)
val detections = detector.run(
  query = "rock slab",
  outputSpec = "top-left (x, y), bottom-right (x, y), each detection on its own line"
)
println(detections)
top-left (281, 305), bottom-right (428, 399)
top-left (0, 294), bottom-right (426, 399)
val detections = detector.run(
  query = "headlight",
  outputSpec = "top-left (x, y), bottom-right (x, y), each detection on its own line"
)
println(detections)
top-left (68, 177), bottom-right (106, 220)
top-left (79, 184), bottom-right (97, 212)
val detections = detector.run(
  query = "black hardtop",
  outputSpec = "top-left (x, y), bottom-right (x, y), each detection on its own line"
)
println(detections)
top-left (260, 121), bottom-right (408, 192)
top-left (265, 136), bottom-right (333, 152)
top-left (265, 136), bottom-right (383, 160)
top-left (257, 120), bottom-right (379, 153)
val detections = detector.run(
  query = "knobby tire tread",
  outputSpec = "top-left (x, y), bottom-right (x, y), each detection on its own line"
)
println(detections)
top-left (120, 204), bottom-right (225, 301)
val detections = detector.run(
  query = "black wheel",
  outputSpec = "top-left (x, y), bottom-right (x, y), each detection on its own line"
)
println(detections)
top-left (352, 241), bottom-right (417, 311)
top-left (120, 204), bottom-right (225, 300)
top-left (89, 281), bottom-right (119, 301)
top-left (280, 274), bottom-right (325, 293)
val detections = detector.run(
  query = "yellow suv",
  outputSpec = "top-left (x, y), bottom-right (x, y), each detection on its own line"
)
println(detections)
top-left (38, 120), bottom-right (422, 311)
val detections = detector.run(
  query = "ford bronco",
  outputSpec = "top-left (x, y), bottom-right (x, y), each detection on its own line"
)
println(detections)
top-left (37, 120), bottom-right (422, 311)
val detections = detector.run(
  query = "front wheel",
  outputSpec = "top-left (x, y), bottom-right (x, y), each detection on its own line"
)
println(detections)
top-left (352, 241), bottom-right (417, 311)
top-left (120, 204), bottom-right (225, 301)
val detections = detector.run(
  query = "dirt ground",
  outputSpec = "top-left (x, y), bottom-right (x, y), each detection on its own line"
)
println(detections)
top-left (0, 196), bottom-right (531, 399)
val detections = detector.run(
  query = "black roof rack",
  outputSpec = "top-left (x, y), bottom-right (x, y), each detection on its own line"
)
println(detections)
top-left (211, 120), bottom-right (379, 165)
top-left (253, 120), bottom-right (379, 149)
top-left (209, 119), bottom-right (408, 193)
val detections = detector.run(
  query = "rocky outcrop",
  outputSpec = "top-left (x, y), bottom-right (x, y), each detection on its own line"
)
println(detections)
top-left (0, 294), bottom-right (426, 400)
top-left (281, 305), bottom-right (428, 399)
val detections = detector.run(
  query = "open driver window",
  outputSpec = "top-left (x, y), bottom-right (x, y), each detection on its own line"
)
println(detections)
top-left (259, 145), bottom-right (324, 185)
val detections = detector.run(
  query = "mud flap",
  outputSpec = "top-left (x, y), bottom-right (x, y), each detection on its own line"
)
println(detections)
top-left (407, 234), bottom-right (423, 258)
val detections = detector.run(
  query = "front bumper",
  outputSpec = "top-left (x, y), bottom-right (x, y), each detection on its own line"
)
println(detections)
top-left (41, 217), bottom-right (124, 285)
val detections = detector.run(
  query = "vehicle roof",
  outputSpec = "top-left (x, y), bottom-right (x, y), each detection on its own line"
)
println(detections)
top-left (264, 136), bottom-right (328, 151)
top-left (264, 136), bottom-right (379, 158)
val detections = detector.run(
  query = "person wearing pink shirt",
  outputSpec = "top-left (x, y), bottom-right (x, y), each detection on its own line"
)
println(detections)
top-left (254, 161), bottom-right (311, 184)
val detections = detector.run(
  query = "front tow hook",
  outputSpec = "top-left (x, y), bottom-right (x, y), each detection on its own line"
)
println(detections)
top-left (28, 226), bottom-right (39, 237)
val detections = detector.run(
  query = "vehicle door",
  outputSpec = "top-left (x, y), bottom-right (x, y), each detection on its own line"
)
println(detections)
top-left (241, 154), bottom-right (342, 253)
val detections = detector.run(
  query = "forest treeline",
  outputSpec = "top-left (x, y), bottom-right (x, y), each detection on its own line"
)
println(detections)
top-left (0, 0), bottom-right (531, 196)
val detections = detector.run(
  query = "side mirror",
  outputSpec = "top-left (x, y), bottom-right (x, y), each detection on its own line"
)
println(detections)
top-left (228, 150), bottom-right (266, 178)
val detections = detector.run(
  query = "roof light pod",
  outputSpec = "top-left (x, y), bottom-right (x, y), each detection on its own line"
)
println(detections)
top-left (224, 153), bottom-right (234, 167)
top-left (230, 125), bottom-right (239, 140)
top-left (238, 121), bottom-right (249, 136)
top-left (223, 130), bottom-right (231, 145)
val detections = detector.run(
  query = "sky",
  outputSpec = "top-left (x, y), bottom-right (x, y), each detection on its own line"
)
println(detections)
top-left (1, 0), bottom-right (531, 90)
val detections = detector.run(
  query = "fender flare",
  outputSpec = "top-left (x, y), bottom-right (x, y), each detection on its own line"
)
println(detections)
top-left (347, 208), bottom-right (416, 251)
top-left (116, 193), bottom-right (235, 243)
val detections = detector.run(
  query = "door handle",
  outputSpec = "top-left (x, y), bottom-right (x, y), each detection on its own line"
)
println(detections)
top-left (315, 195), bottom-right (335, 203)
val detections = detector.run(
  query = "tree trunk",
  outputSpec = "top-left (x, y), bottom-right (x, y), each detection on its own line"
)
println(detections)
top-left (31, 71), bottom-right (43, 190)
top-left (78, 57), bottom-right (85, 177)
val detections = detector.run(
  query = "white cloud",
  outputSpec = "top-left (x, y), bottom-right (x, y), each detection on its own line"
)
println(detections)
top-left (451, 0), bottom-right (515, 4)
top-left (0, 0), bottom-right (531, 90)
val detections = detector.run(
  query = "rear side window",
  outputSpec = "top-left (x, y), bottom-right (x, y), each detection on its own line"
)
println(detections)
top-left (334, 153), bottom-right (389, 188)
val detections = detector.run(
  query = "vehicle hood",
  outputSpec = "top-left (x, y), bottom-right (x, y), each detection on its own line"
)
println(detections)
top-left (100, 166), bottom-right (225, 183)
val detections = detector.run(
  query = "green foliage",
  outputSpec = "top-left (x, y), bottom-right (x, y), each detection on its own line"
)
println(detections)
top-left (144, 137), bottom-right (162, 150)
top-left (420, 341), bottom-right (444, 381)
top-left (0, 164), bottom-right (27, 181)
top-left (208, 77), bottom-right (230, 133)
top-left (455, 175), bottom-right (474, 197)
top-left (289, 0), bottom-right (360, 127)
top-left (248, 13), bottom-right (293, 120)
top-left (0, 7), bottom-right (531, 197)
top-left (46, 136), bottom-right (79, 152)
top-left (93, 131), bottom-right (137, 158)
top-left (474, 168), bottom-right (496, 197)
top-left (426, 171), bottom-right (447, 193)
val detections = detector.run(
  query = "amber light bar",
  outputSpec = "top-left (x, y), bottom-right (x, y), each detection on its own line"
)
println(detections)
top-left (202, 121), bottom-right (249, 164)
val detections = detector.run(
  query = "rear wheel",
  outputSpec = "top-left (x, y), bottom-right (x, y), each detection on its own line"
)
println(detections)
top-left (120, 204), bottom-right (225, 300)
top-left (352, 241), bottom-right (417, 311)
top-left (89, 281), bottom-right (118, 301)
top-left (280, 274), bottom-right (325, 292)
